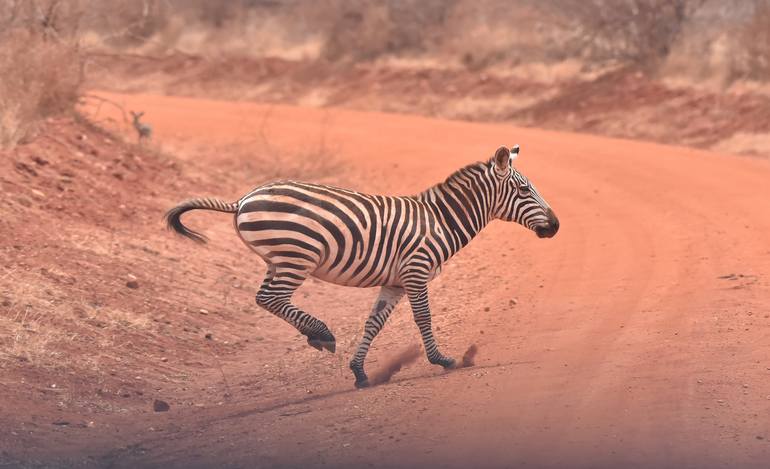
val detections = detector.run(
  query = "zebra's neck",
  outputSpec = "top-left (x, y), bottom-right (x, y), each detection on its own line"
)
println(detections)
top-left (417, 163), bottom-right (494, 257)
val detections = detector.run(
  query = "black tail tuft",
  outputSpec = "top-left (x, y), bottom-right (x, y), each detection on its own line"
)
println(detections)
top-left (164, 203), bottom-right (209, 244)
top-left (164, 197), bottom-right (239, 243)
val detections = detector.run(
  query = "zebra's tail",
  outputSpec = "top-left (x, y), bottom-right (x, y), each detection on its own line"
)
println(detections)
top-left (164, 198), bottom-right (239, 244)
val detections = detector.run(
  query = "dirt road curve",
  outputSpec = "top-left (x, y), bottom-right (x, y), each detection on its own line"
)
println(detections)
top-left (84, 92), bottom-right (770, 468)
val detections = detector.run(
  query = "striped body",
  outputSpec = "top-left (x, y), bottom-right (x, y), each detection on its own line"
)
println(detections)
top-left (237, 182), bottom-right (445, 288)
top-left (166, 146), bottom-right (559, 388)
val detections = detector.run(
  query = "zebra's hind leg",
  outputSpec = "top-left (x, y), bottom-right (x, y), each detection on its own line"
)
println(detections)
top-left (405, 284), bottom-right (456, 369)
top-left (349, 286), bottom-right (404, 388)
top-left (255, 264), bottom-right (336, 353)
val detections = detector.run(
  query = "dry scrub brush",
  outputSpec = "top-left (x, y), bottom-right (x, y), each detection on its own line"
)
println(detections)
top-left (191, 134), bottom-right (347, 188)
top-left (739, 2), bottom-right (770, 81)
top-left (561, 0), bottom-right (705, 73)
top-left (317, 0), bottom-right (455, 62)
top-left (0, 1), bottom-right (85, 148)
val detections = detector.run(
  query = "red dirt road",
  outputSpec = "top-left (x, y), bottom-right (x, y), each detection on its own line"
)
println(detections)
top-left (26, 93), bottom-right (770, 467)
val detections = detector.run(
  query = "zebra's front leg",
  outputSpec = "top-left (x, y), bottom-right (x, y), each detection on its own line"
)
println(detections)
top-left (405, 284), bottom-right (456, 369)
top-left (350, 286), bottom-right (405, 388)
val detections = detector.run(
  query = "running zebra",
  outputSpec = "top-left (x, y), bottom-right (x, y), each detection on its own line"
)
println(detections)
top-left (165, 145), bottom-right (559, 388)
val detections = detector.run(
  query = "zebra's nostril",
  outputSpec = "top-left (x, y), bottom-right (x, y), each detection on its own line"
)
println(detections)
top-left (547, 209), bottom-right (559, 233)
top-left (534, 209), bottom-right (559, 238)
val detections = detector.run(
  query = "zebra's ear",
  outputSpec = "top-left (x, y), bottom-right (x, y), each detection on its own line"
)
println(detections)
top-left (494, 146), bottom-right (510, 171)
top-left (510, 144), bottom-right (520, 161)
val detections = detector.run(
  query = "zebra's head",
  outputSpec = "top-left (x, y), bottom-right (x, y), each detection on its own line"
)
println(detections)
top-left (490, 145), bottom-right (559, 238)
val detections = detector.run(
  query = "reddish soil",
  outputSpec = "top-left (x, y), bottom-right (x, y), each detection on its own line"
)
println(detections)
top-left (89, 55), bottom-right (770, 156)
top-left (2, 91), bottom-right (770, 468)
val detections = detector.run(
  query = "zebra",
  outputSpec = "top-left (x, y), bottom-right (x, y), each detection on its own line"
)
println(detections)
top-left (165, 145), bottom-right (559, 388)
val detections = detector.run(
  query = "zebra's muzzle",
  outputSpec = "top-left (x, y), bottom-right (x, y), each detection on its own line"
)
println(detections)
top-left (535, 209), bottom-right (559, 238)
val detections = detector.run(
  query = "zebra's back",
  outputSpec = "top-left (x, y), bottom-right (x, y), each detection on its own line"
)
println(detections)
top-left (235, 181), bottom-right (434, 287)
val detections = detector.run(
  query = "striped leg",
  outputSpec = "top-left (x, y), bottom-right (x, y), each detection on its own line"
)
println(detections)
top-left (255, 264), bottom-right (336, 353)
top-left (405, 284), bottom-right (455, 369)
top-left (349, 286), bottom-right (405, 388)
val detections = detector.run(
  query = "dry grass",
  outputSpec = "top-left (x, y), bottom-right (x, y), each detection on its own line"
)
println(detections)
top-left (0, 309), bottom-right (62, 367)
top-left (0, 3), bottom-right (85, 148)
top-left (0, 268), bottom-right (67, 368)
top-left (0, 264), bottom-right (148, 371)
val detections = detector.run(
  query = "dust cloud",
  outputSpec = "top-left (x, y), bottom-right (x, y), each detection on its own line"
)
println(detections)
top-left (369, 345), bottom-right (422, 385)
top-left (460, 344), bottom-right (478, 368)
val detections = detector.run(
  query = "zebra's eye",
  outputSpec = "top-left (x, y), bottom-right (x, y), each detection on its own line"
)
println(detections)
top-left (518, 185), bottom-right (531, 195)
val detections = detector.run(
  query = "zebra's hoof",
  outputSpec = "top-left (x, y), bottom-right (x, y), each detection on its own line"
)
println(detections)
top-left (439, 357), bottom-right (457, 369)
top-left (321, 340), bottom-right (336, 353)
top-left (350, 362), bottom-right (368, 387)
top-left (305, 329), bottom-right (336, 353)
top-left (307, 338), bottom-right (336, 353)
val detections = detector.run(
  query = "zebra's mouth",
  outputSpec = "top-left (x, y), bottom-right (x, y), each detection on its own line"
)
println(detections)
top-left (534, 209), bottom-right (559, 238)
top-left (535, 224), bottom-right (556, 238)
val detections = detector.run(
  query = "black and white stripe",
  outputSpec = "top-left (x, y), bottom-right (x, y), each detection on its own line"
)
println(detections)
top-left (166, 145), bottom-right (559, 387)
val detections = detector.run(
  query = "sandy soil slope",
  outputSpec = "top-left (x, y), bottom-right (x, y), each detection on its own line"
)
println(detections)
top-left (3, 92), bottom-right (770, 468)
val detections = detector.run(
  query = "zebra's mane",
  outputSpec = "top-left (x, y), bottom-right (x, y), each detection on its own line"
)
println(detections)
top-left (416, 161), bottom-right (490, 199)
top-left (448, 161), bottom-right (487, 180)
top-left (438, 161), bottom-right (491, 189)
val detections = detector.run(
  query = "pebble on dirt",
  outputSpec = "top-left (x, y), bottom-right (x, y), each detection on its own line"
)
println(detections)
top-left (126, 280), bottom-right (139, 289)
top-left (153, 399), bottom-right (170, 412)
top-left (205, 333), bottom-right (213, 340)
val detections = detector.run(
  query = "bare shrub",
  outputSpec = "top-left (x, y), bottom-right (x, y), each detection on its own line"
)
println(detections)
top-left (740, 2), bottom-right (770, 81)
top-left (0, 1), bottom-right (85, 148)
top-left (563, 0), bottom-right (704, 73)
top-left (318, 0), bottom-right (456, 62)
top-left (84, 0), bottom-right (173, 49)
top-left (0, 0), bottom-right (84, 39)
top-left (210, 135), bottom-right (347, 187)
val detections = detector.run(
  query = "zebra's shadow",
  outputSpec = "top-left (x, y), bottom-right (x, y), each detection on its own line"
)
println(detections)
top-left (222, 358), bottom-right (536, 422)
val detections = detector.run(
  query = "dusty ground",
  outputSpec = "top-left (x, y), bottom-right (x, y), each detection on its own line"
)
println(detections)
top-left (89, 55), bottom-right (770, 157)
top-left (1, 91), bottom-right (770, 468)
